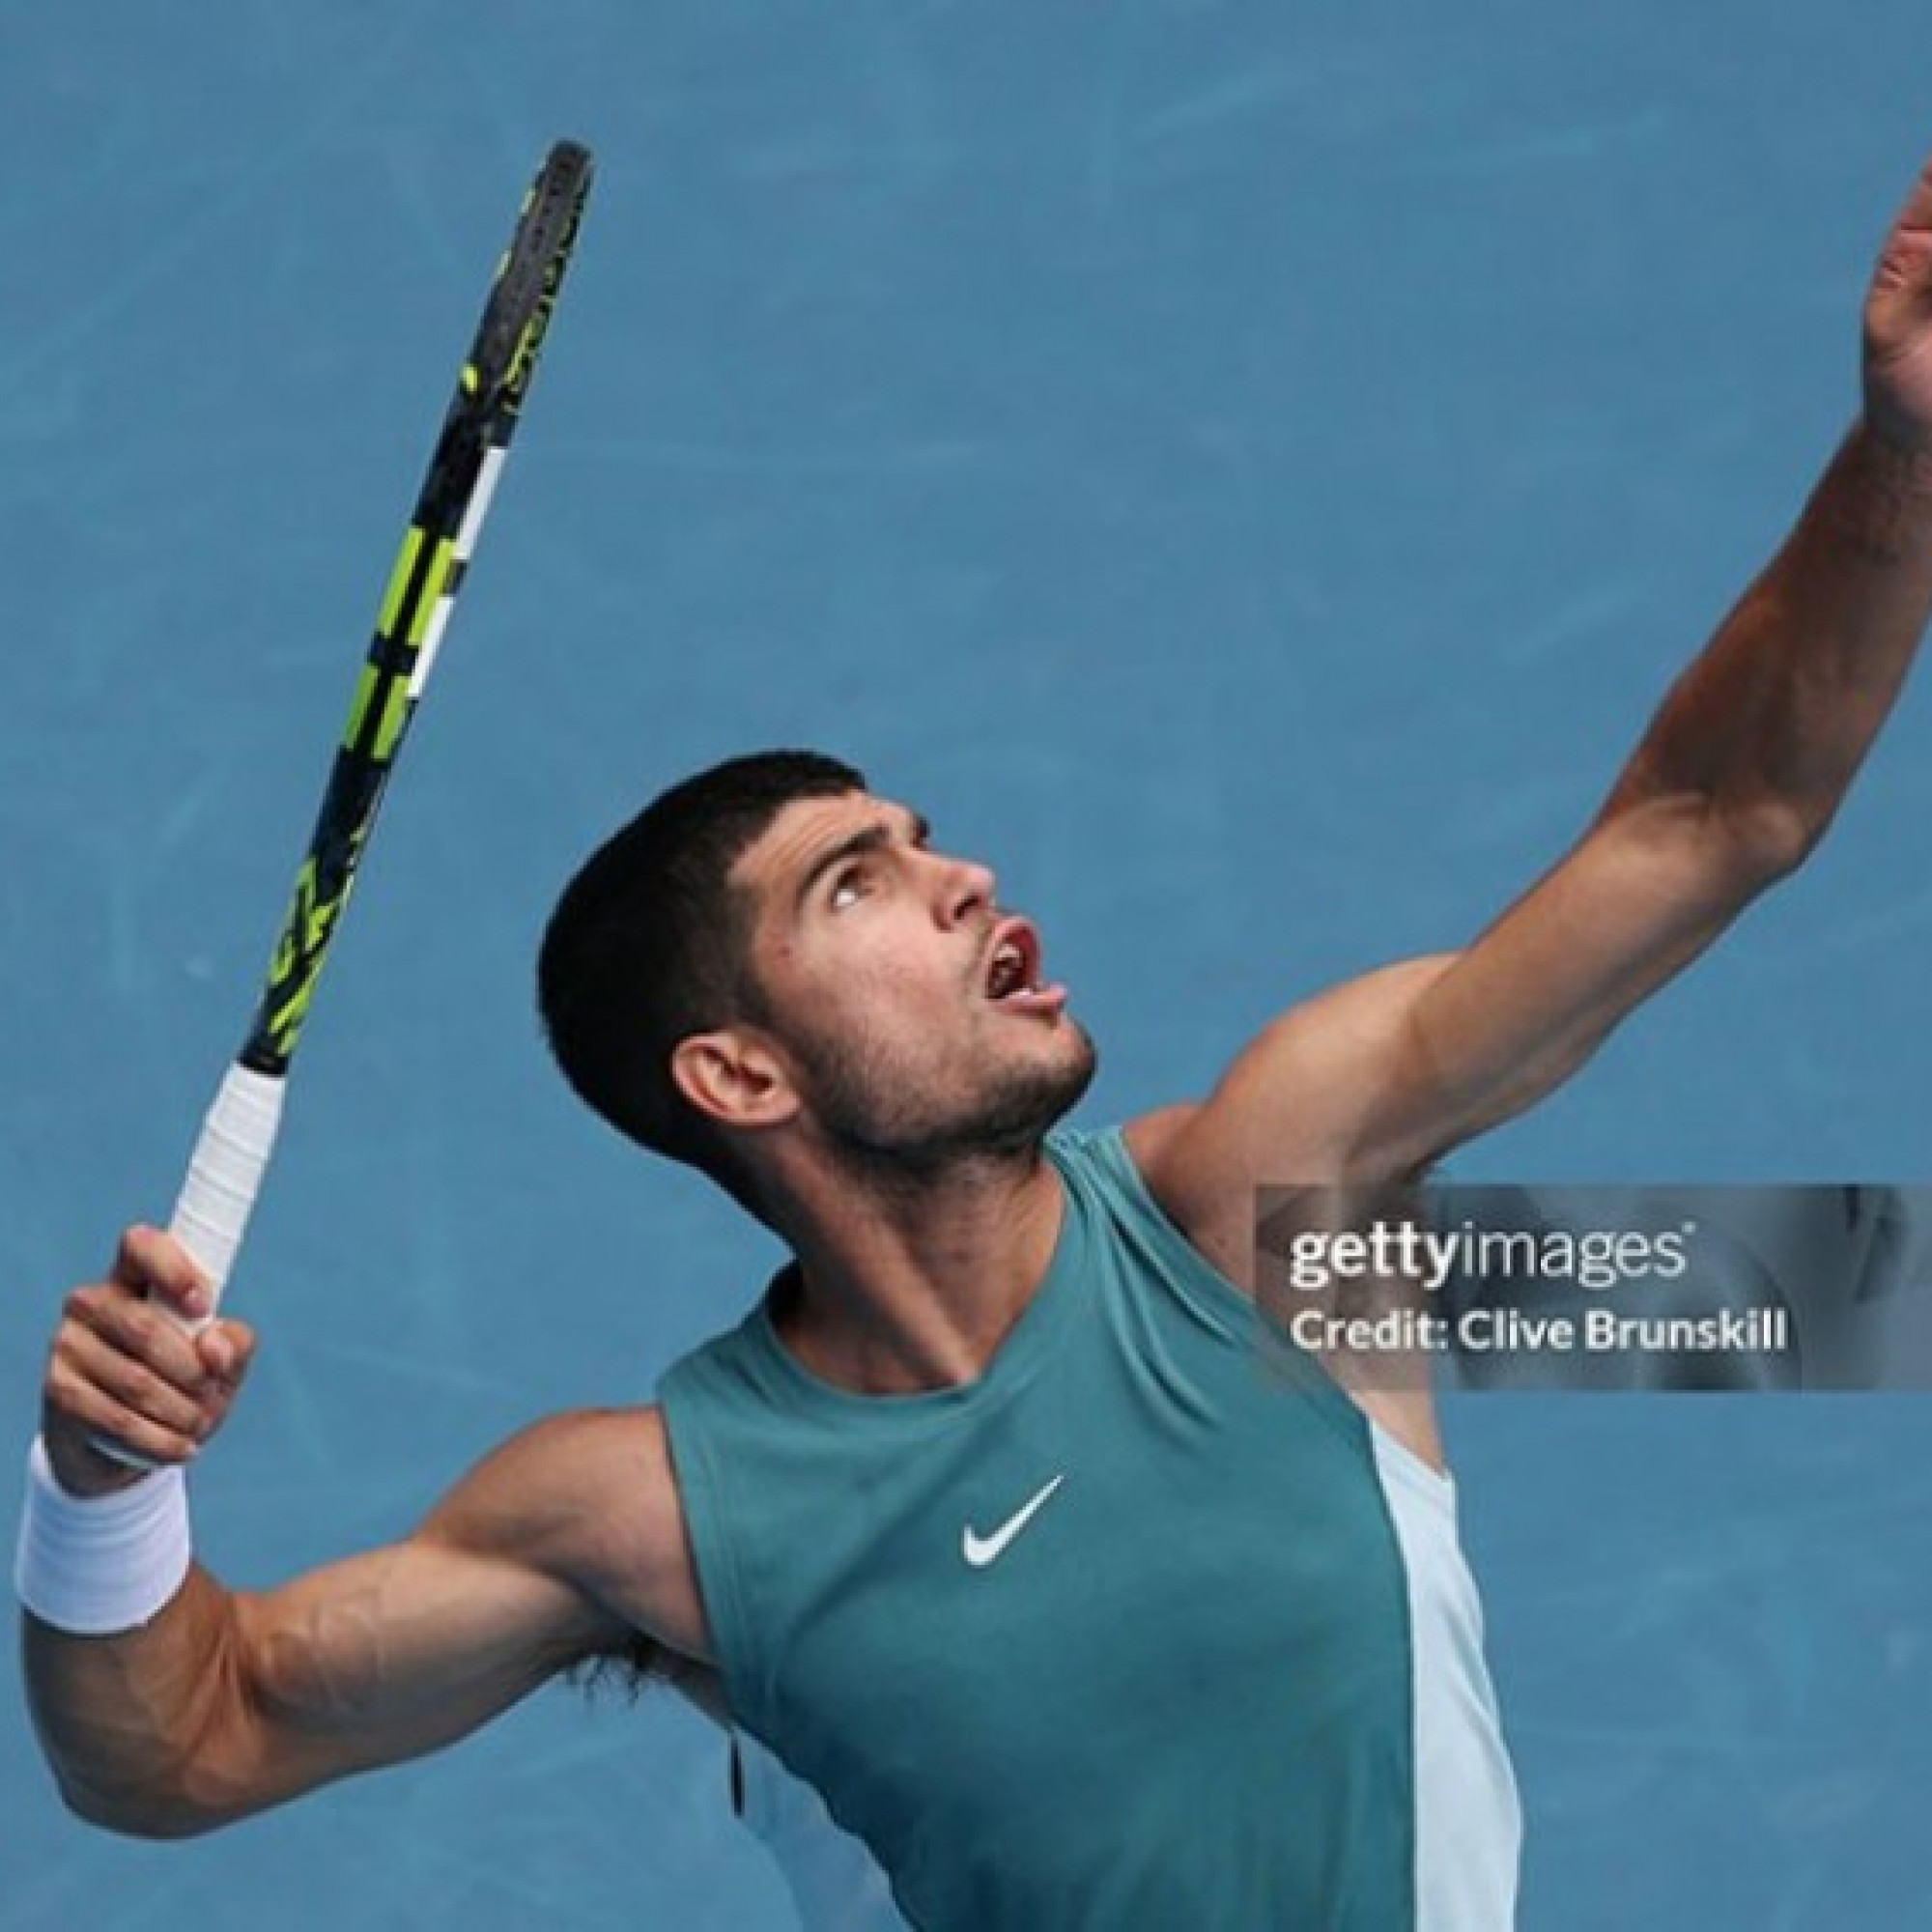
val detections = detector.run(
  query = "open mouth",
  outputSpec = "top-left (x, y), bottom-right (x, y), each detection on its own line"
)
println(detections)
top-left (984, 921), bottom-right (1043, 1002)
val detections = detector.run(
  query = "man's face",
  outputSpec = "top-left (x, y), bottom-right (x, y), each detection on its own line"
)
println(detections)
top-left (730, 791), bottom-right (1096, 1170)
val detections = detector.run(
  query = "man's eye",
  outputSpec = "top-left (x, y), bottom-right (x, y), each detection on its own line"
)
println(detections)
top-left (829, 869), bottom-right (866, 910)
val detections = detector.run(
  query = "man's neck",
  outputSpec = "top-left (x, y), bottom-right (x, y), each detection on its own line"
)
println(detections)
top-left (767, 1144), bottom-right (1065, 1395)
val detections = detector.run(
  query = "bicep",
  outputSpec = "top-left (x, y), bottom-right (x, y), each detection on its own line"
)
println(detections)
top-left (221, 1531), bottom-right (607, 1804)
top-left (195, 1420), bottom-right (660, 1820)
top-left (1134, 810), bottom-right (1774, 1476)
top-left (1362, 799), bottom-right (1777, 1164)
top-left (1152, 800), bottom-right (1778, 1218)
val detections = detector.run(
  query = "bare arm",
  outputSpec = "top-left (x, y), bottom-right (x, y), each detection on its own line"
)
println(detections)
top-left (22, 1231), bottom-right (705, 1837)
top-left (1133, 154), bottom-right (1932, 1463)
top-left (1146, 150), bottom-right (1932, 1211)
top-left (1368, 414), bottom-right (1932, 1166)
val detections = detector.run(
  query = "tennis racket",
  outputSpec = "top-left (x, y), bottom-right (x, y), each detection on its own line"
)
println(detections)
top-left (159, 140), bottom-right (594, 1337)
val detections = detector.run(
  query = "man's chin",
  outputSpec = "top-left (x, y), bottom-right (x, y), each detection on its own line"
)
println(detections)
top-left (819, 1026), bottom-right (1099, 1179)
top-left (953, 1024), bottom-right (1100, 1158)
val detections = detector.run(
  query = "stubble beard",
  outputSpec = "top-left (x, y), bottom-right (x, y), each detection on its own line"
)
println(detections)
top-left (795, 1016), bottom-right (1100, 1185)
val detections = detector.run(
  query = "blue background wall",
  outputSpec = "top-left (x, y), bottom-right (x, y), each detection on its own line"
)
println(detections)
top-left (4, 5), bottom-right (1928, 1925)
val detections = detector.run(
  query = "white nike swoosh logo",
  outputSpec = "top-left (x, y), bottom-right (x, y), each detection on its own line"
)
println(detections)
top-left (961, 1474), bottom-right (1065, 1569)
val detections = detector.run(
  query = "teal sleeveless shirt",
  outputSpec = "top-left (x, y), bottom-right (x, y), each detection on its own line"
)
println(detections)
top-left (660, 1127), bottom-right (1504, 1929)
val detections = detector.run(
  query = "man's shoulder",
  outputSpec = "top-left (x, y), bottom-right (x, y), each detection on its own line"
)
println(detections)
top-left (442, 1405), bottom-right (712, 1661)
top-left (1116, 1103), bottom-right (1197, 1179)
top-left (437, 1406), bottom-right (679, 1553)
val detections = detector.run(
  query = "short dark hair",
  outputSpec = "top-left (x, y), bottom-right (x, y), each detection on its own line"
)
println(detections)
top-left (536, 750), bottom-right (866, 1194)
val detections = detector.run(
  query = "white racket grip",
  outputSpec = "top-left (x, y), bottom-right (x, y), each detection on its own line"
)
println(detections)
top-left (164, 1063), bottom-right (287, 1331)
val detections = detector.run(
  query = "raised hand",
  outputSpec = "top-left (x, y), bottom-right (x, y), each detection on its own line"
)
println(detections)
top-left (1863, 146), bottom-right (1932, 453)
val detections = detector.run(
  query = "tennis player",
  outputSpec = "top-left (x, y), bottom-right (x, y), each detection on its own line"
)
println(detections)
top-left (19, 147), bottom-right (1932, 1929)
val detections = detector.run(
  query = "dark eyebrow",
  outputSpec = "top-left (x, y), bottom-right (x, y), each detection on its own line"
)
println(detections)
top-left (794, 810), bottom-right (930, 914)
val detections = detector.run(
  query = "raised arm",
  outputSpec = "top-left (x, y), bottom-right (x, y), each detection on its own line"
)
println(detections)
top-left (19, 1228), bottom-right (705, 1837)
top-left (1360, 401), bottom-right (1932, 1168)
top-left (1125, 150), bottom-right (1932, 1478)
top-left (1144, 146), bottom-right (1932, 1229)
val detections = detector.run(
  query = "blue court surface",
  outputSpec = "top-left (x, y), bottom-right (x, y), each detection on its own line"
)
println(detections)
top-left (5, 7), bottom-right (1930, 1927)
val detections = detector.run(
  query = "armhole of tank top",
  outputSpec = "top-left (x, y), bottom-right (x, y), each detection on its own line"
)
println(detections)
top-left (1368, 1416), bottom-right (1458, 1519)
top-left (1064, 1125), bottom-right (1372, 1462)
top-left (657, 1378), bottom-right (761, 1728)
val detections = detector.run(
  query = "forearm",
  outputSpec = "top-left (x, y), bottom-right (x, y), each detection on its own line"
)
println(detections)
top-left (24, 1242), bottom-right (667, 1840)
top-left (1605, 416), bottom-right (1932, 857)
top-left (26, 1531), bottom-right (597, 1836)
top-left (23, 1560), bottom-right (253, 1836)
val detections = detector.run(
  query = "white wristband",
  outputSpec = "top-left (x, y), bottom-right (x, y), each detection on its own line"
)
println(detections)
top-left (14, 1437), bottom-right (192, 1634)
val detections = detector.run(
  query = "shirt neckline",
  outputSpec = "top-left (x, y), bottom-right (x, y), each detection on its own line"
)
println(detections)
top-left (746, 1141), bottom-right (1086, 1421)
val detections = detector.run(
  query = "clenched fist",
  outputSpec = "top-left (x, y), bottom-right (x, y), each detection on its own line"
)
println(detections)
top-left (41, 1227), bottom-right (256, 1497)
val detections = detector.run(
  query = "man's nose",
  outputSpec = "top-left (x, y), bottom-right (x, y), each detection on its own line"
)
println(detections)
top-left (931, 850), bottom-right (997, 925)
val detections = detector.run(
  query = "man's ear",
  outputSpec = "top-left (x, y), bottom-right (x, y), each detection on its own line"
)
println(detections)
top-left (670, 1027), bottom-right (798, 1131)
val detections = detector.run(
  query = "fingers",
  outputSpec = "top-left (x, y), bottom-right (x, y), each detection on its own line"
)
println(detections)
top-left (1861, 157), bottom-right (1932, 454)
top-left (193, 1319), bottom-right (257, 1439)
top-left (111, 1223), bottom-right (213, 1325)
top-left (41, 1228), bottom-right (257, 1495)
top-left (196, 1317), bottom-right (255, 1386)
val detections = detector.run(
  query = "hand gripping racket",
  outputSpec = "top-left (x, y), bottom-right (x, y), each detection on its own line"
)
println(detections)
top-left (156, 141), bottom-right (594, 1344)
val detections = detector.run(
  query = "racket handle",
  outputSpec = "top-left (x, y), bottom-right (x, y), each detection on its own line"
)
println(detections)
top-left (87, 1065), bottom-right (286, 1470)
top-left (164, 1062), bottom-right (287, 1331)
